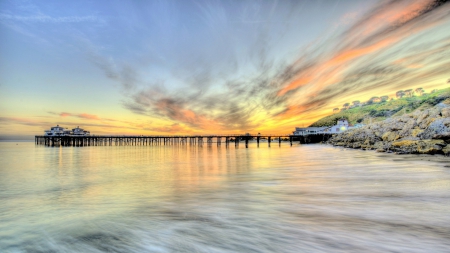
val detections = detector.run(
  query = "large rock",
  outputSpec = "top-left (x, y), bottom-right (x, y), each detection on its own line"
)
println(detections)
top-left (382, 131), bottom-right (398, 142)
top-left (398, 119), bottom-right (418, 138)
top-left (391, 140), bottom-right (445, 154)
top-left (443, 145), bottom-right (450, 156)
top-left (432, 132), bottom-right (450, 143)
top-left (418, 118), bottom-right (450, 139)
top-left (442, 107), bottom-right (450, 118)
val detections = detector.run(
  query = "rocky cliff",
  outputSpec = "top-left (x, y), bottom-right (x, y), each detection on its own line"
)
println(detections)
top-left (327, 101), bottom-right (450, 155)
top-left (310, 88), bottom-right (450, 128)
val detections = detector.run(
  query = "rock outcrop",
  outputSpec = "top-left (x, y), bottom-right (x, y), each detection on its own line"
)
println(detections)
top-left (328, 102), bottom-right (450, 155)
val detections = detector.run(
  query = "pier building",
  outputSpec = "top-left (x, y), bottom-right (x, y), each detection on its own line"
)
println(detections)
top-left (44, 125), bottom-right (90, 136)
top-left (293, 119), bottom-right (363, 135)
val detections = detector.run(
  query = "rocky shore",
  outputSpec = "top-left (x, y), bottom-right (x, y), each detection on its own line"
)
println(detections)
top-left (328, 102), bottom-right (450, 155)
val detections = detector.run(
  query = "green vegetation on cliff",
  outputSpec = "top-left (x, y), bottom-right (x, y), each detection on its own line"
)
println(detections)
top-left (310, 88), bottom-right (450, 127)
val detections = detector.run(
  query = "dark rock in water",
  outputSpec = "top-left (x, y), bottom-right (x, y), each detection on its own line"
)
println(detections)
top-left (328, 102), bottom-right (450, 155)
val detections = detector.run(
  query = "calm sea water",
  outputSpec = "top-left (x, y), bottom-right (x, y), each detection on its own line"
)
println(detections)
top-left (0, 141), bottom-right (449, 253)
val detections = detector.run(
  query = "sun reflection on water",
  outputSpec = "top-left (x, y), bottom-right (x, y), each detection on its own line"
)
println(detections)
top-left (0, 142), bottom-right (449, 252)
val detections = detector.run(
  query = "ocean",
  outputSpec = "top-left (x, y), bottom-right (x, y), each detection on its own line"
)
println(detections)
top-left (1, 141), bottom-right (449, 252)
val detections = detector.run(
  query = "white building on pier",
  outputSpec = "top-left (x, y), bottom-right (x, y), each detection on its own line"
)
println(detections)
top-left (44, 125), bottom-right (90, 136)
top-left (72, 126), bottom-right (90, 136)
top-left (44, 125), bottom-right (66, 136)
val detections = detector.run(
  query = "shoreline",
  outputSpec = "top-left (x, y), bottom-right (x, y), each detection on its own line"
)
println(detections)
top-left (327, 102), bottom-right (450, 156)
top-left (328, 143), bottom-right (450, 163)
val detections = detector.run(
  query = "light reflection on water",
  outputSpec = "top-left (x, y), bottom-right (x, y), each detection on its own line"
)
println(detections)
top-left (0, 142), bottom-right (449, 252)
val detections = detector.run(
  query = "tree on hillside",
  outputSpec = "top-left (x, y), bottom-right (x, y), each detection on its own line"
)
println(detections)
top-left (404, 89), bottom-right (414, 97)
top-left (352, 100), bottom-right (360, 106)
top-left (396, 90), bottom-right (405, 98)
top-left (343, 103), bottom-right (350, 109)
top-left (380, 95), bottom-right (389, 102)
top-left (370, 96), bottom-right (380, 103)
top-left (333, 108), bottom-right (340, 113)
top-left (415, 88), bottom-right (424, 96)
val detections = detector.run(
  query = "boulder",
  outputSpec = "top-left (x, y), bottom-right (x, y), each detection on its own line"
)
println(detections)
top-left (442, 107), bottom-right (450, 118)
top-left (388, 120), bottom-right (405, 131)
top-left (418, 118), bottom-right (450, 139)
top-left (382, 131), bottom-right (398, 142)
top-left (432, 132), bottom-right (450, 143)
top-left (411, 128), bottom-right (423, 138)
top-left (391, 140), bottom-right (445, 154)
top-left (443, 145), bottom-right (450, 156)
top-left (352, 142), bottom-right (362, 149)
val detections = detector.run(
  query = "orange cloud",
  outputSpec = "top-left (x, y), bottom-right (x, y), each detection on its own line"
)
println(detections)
top-left (77, 113), bottom-right (100, 120)
top-left (155, 99), bottom-right (223, 132)
top-left (277, 76), bottom-right (313, 96)
top-left (345, 0), bottom-right (433, 38)
top-left (407, 64), bottom-right (424, 69)
top-left (276, 0), bottom-right (442, 98)
top-left (330, 38), bottom-right (398, 65)
top-left (56, 112), bottom-right (100, 120)
top-left (378, 1), bottom-right (431, 24)
top-left (146, 123), bottom-right (193, 134)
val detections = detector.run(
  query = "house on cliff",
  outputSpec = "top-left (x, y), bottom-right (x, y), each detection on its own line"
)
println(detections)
top-left (322, 119), bottom-right (350, 134)
top-left (293, 119), bottom-right (364, 136)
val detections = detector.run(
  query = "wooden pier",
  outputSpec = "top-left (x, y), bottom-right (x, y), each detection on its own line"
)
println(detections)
top-left (35, 134), bottom-right (333, 148)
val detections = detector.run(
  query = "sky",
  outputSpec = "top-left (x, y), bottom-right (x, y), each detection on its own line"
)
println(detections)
top-left (1, 0), bottom-right (449, 138)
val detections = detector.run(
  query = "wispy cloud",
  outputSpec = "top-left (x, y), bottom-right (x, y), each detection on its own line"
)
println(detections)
top-left (51, 112), bottom-right (100, 120)
top-left (273, 0), bottom-right (450, 120)
top-left (0, 1), bottom-right (106, 46)
top-left (277, 0), bottom-right (448, 95)
top-left (0, 116), bottom-right (136, 130)
top-left (0, 14), bottom-right (100, 23)
top-left (86, 51), bottom-right (138, 91)
top-left (68, 0), bottom-right (450, 133)
top-left (0, 117), bottom-right (50, 127)
top-left (49, 112), bottom-right (139, 126)
top-left (144, 123), bottom-right (193, 134)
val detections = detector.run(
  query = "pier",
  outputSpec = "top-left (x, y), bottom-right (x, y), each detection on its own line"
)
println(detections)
top-left (35, 134), bottom-right (333, 148)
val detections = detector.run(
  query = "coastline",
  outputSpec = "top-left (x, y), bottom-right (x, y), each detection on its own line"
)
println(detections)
top-left (327, 101), bottom-right (450, 157)
top-left (384, 153), bottom-right (450, 165)
top-left (349, 146), bottom-right (450, 164)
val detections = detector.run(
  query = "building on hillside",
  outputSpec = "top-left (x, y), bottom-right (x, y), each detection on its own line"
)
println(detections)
top-left (321, 118), bottom-right (350, 134)
top-left (293, 119), bottom-right (363, 136)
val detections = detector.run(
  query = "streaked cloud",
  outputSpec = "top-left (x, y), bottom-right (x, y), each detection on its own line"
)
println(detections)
top-left (50, 112), bottom-right (100, 120)
top-left (0, 116), bottom-right (136, 130)
top-left (0, 14), bottom-right (100, 23)
top-left (144, 123), bottom-right (192, 134)
top-left (1, 0), bottom-right (450, 136)
top-left (49, 112), bottom-right (135, 125)
top-left (113, 0), bottom-right (450, 133)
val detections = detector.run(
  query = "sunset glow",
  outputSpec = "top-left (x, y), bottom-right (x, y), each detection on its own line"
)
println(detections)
top-left (1, 0), bottom-right (449, 138)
